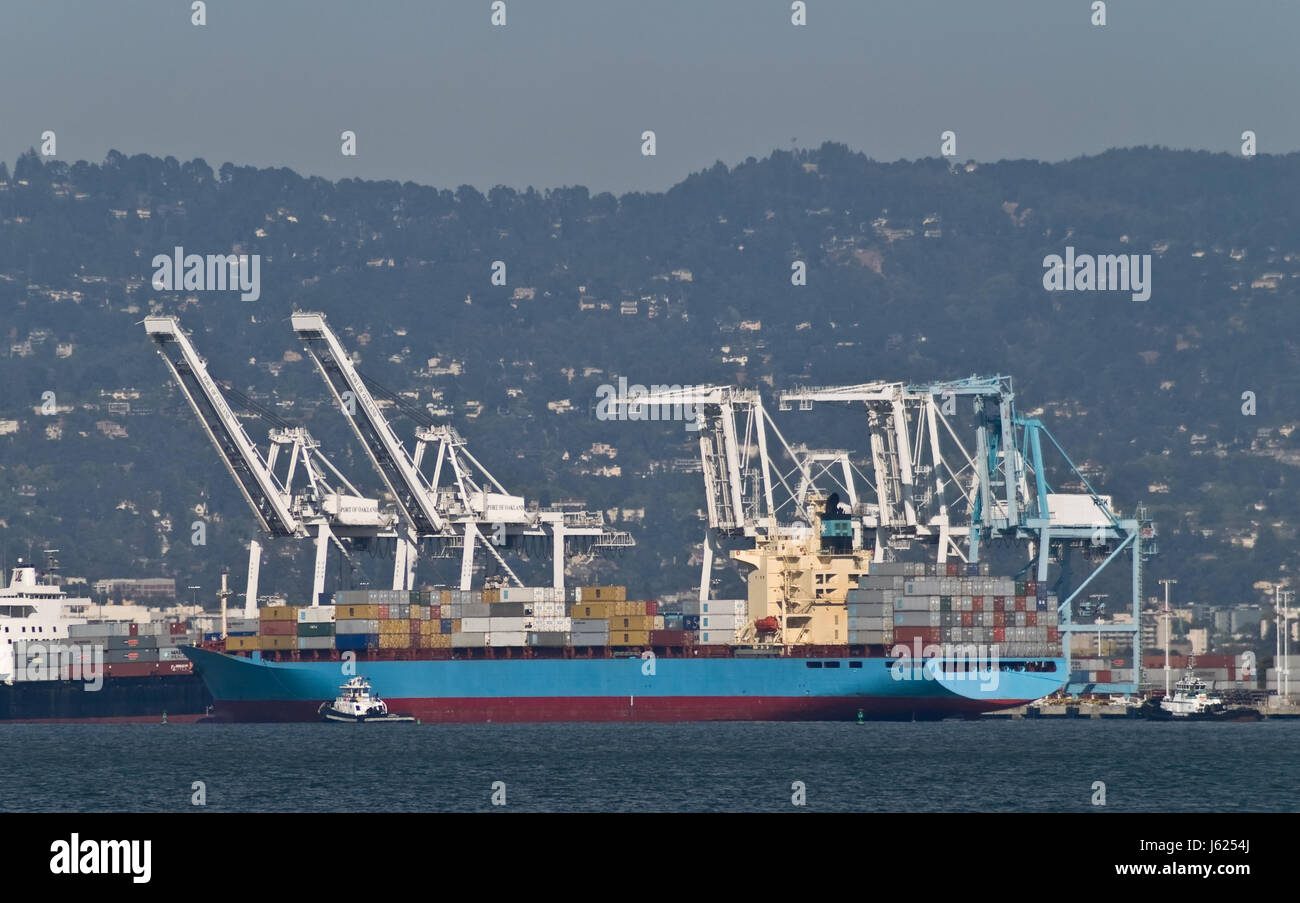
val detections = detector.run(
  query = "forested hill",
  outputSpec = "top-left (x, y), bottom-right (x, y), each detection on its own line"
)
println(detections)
top-left (1, 144), bottom-right (1296, 609)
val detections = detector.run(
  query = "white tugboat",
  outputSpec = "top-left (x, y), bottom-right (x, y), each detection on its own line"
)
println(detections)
top-left (318, 677), bottom-right (414, 723)
top-left (1142, 673), bottom-right (1262, 721)
top-left (1159, 674), bottom-right (1223, 716)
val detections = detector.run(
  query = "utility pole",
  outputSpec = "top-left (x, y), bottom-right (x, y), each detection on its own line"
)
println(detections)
top-left (1282, 588), bottom-right (1295, 701)
top-left (1158, 579), bottom-right (1176, 697)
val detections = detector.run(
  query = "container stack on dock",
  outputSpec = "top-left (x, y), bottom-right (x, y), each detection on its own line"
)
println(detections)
top-left (848, 562), bottom-right (1061, 657)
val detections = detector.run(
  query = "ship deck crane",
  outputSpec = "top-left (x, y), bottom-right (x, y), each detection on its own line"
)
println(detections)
top-left (145, 316), bottom-right (397, 615)
top-left (779, 375), bottom-right (1157, 695)
top-left (291, 311), bottom-right (632, 591)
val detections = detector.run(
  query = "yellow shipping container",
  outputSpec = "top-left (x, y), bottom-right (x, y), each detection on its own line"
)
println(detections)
top-left (610, 630), bottom-right (651, 646)
top-left (336, 604), bottom-right (380, 619)
top-left (420, 619), bottom-right (440, 635)
top-left (441, 590), bottom-right (453, 604)
top-left (411, 604), bottom-right (423, 620)
top-left (379, 633), bottom-right (412, 649)
top-left (262, 635), bottom-right (296, 650)
top-left (570, 602), bottom-right (618, 619)
top-left (483, 589), bottom-right (500, 603)
top-left (261, 605), bottom-right (299, 621)
top-left (419, 633), bottom-right (452, 649)
top-left (379, 619), bottom-right (411, 636)
top-left (225, 636), bottom-right (262, 651)
top-left (452, 619), bottom-right (462, 633)
top-left (581, 585), bottom-right (626, 602)
top-left (609, 615), bottom-right (654, 631)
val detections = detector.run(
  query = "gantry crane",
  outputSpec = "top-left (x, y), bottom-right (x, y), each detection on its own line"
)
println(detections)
top-left (604, 384), bottom-right (861, 601)
top-left (290, 311), bottom-right (632, 591)
top-left (145, 316), bottom-right (397, 614)
top-left (779, 375), bottom-right (1157, 694)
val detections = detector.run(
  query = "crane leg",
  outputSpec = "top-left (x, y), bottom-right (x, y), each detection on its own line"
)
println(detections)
top-left (312, 526), bottom-right (331, 606)
top-left (244, 539), bottom-right (261, 618)
top-left (551, 523), bottom-right (566, 590)
top-left (392, 533), bottom-right (416, 591)
top-left (699, 529), bottom-right (715, 603)
top-left (459, 525), bottom-right (477, 591)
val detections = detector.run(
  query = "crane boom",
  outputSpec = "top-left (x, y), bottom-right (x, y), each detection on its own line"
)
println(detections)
top-left (145, 316), bottom-right (300, 536)
top-left (291, 312), bottom-right (447, 536)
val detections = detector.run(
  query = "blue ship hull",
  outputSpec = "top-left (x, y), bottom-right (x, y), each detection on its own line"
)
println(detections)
top-left (183, 647), bottom-right (1066, 722)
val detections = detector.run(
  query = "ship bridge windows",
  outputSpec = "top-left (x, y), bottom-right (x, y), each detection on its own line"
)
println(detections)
top-left (849, 661), bottom-right (863, 668)
top-left (805, 661), bottom-right (844, 669)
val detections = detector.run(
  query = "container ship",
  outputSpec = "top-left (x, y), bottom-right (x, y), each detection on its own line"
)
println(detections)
top-left (0, 565), bottom-right (212, 722)
top-left (185, 504), bottom-right (1067, 722)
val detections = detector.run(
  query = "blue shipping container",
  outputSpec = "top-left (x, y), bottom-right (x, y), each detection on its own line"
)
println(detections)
top-left (440, 619), bottom-right (453, 633)
top-left (335, 633), bottom-right (379, 651)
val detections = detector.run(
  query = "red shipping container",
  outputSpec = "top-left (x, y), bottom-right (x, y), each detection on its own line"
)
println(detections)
top-left (106, 662), bottom-right (154, 678)
top-left (378, 605), bottom-right (390, 619)
top-left (946, 562), bottom-right (959, 577)
top-left (960, 612), bottom-right (973, 628)
top-left (993, 596), bottom-right (1005, 607)
top-left (649, 629), bottom-right (688, 645)
top-left (1015, 596), bottom-right (1027, 611)
top-left (993, 611), bottom-right (1006, 627)
top-left (646, 601), bottom-right (658, 616)
top-left (260, 620), bottom-right (296, 636)
top-left (1026, 612), bottom-right (1037, 627)
top-left (1026, 581), bottom-right (1037, 595)
top-left (972, 595), bottom-right (985, 609)
top-left (1095, 670), bottom-right (1112, 683)
top-left (170, 622), bottom-right (188, 635)
top-left (160, 661), bottom-right (194, 675)
top-left (430, 604), bottom-right (441, 618)
top-left (993, 628), bottom-right (1005, 643)
top-left (129, 623), bottom-right (139, 636)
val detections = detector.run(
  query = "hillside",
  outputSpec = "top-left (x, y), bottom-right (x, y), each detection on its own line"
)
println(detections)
top-left (1, 144), bottom-right (1296, 610)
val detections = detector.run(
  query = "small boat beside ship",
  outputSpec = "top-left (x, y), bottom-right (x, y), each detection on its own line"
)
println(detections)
top-left (318, 677), bottom-right (414, 723)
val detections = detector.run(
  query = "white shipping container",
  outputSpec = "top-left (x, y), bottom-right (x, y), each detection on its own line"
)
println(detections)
top-left (700, 614), bottom-right (741, 630)
top-left (700, 599), bottom-right (746, 616)
top-left (697, 628), bottom-right (742, 645)
top-left (298, 606), bottom-right (336, 623)
top-left (462, 617), bottom-right (492, 632)
top-left (486, 631), bottom-right (527, 647)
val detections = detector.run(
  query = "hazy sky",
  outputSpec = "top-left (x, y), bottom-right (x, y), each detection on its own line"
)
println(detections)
top-left (1, 1), bottom-right (1294, 192)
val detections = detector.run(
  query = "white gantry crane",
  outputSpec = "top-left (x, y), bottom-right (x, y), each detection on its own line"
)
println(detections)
top-left (145, 316), bottom-right (397, 614)
top-left (290, 311), bottom-right (632, 591)
top-left (605, 384), bottom-right (860, 601)
top-left (780, 375), bottom-right (1157, 695)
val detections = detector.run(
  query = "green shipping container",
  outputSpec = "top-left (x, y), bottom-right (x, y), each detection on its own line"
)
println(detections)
top-left (297, 622), bottom-right (336, 637)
